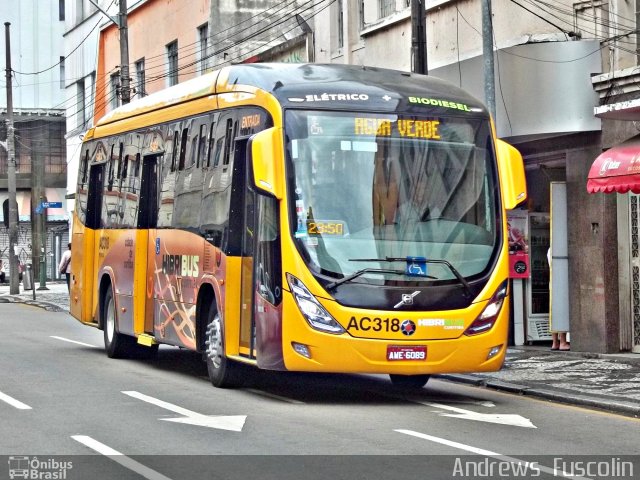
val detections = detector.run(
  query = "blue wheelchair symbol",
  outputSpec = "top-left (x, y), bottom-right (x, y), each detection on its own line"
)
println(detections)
top-left (405, 257), bottom-right (428, 277)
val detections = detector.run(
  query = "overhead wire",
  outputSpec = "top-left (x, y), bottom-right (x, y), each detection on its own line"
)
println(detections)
top-left (144, 0), bottom-right (333, 84)
top-left (516, 0), bottom-right (637, 46)
top-left (141, 0), bottom-right (304, 69)
top-left (142, 0), bottom-right (324, 79)
top-left (13, 0), bottom-right (116, 76)
top-left (26, 0), bottom-right (334, 128)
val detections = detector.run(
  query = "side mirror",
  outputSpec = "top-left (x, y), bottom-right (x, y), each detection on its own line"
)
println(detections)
top-left (495, 139), bottom-right (527, 209)
top-left (251, 127), bottom-right (284, 199)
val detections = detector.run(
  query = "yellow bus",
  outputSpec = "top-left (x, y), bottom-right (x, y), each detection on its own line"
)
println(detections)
top-left (70, 63), bottom-right (526, 388)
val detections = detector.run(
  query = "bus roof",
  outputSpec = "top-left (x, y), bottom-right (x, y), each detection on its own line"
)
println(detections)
top-left (96, 63), bottom-right (488, 127)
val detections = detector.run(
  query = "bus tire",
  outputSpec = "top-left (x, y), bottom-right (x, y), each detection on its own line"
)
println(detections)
top-left (102, 287), bottom-right (137, 358)
top-left (389, 374), bottom-right (430, 389)
top-left (204, 306), bottom-right (243, 388)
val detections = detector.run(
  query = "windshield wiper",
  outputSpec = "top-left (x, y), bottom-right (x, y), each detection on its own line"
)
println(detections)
top-left (348, 257), bottom-right (472, 298)
top-left (325, 268), bottom-right (407, 292)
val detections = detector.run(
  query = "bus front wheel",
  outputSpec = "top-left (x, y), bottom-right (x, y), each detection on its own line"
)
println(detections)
top-left (389, 374), bottom-right (430, 389)
top-left (205, 307), bottom-right (243, 388)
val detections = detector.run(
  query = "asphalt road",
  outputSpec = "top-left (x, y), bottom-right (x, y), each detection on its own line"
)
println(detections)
top-left (1, 302), bottom-right (639, 480)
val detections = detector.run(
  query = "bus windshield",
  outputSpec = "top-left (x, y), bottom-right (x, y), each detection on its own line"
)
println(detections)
top-left (285, 110), bottom-right (500, 285)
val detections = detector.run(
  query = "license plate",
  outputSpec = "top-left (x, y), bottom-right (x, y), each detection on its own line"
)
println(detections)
top-left (387, 345), bottom-right (427, 361)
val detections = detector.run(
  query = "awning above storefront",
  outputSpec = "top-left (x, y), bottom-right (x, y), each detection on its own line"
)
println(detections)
top-left (587, 134), bottom-right (640, 194)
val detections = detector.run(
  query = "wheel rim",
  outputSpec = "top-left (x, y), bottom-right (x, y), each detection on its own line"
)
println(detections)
top-left (206, 313), bottom-right (222, 369)
top-left (105, 295), bottom-right (115, 344)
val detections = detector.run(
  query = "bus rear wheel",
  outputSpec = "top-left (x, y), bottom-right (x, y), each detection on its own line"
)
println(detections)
top-left (103, 287), bottom-right (158, 359)
top-left (389, 374), bottom-right (430, 389)
top-left (204, 307), bottom-right (243, 388)
top-left (103, 287), bottom-right (137, 358)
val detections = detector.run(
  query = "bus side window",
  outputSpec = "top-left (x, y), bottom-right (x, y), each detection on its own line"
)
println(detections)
top-left (206, 122), bottom-right (215, 168)
top-left (103, 142), bottom-right (123, 228)
top-left (158, 137), bottom-right (176, 228)
top-left (121, 155), bottom-right (129, 180)
top-left (81, 149), bottom-right (89, 184)
top-left (76, 147), bottom-right (91, 224)
top-left (123, 153), bottom-right (140, 227)
top-left (170, 130), bottom-right (179, 172)
top-left (117, 142), bottom-right (123, 179)
top-left (213, 137), bottom-right (224, 168)
top-left (107, 144), bottom-right (115, 190)
top-left (223, 118), bottom-right (234, 167)
top-left (187, 130), bottom-right (198, 169)
top-left (178, 128), bottom-right (188, 170)
top-left (197, 123), bottom-right (208, 168)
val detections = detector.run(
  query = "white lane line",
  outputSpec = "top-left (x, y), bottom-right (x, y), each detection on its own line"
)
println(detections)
top-left (395, 430), bottom-right (592, 480)
top-left (244, 388), bottom-right (305, 404)
top-left (0, 390), bottom-right (32, 410)
top-left (50, 336), bottom-right (98, 348)
top-left (71, 435), bottom-right (174, 480)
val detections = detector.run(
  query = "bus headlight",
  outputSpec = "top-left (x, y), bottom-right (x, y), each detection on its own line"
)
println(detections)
top-left (464, 280), bottom-right (508, 336)
top-left (286, 274), bottom-right (345, 334)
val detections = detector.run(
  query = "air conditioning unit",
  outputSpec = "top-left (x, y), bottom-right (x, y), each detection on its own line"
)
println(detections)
top-left (527, 317), bottom-right (552, 342)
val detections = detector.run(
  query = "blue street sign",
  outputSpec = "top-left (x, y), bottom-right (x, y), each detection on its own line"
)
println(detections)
top-left (40, 202), bottom-right (62, 209)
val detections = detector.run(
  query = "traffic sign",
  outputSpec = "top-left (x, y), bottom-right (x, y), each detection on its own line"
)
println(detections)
top-left (41, 202), bottom-right (62, 209)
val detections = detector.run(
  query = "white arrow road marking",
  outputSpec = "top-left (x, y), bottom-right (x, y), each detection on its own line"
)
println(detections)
top-left (122, 391), bottom-right (246, 432)
top-left (50, 336), bottom-right (98, 348)
top-left (0, 390), bottom-right (32, 410)
top-left (417, 401), bottom-right (536, 428)
top-left (72, 435), bottom-right (174, 480)
top-left (395, 430), bottom-right (592, 480)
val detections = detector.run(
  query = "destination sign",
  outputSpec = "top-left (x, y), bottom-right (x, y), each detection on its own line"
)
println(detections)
top-left (354, 118), bottom-right (440, 139)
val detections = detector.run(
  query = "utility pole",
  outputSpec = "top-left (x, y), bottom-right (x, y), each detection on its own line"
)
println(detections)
top-left (411, 0), bottom-right (427, 74)
top-left (32, 131), bottom-right (48, 290)
top-left (4, 22), bottom-right (19, 294)
top-left (481, 0), bottom-right (496, 122)
top-left (118, 0), bottom-right (131, 104)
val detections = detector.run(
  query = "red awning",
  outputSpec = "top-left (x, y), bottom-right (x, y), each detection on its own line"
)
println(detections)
top-left (587, 134), bottom-right (640, 194)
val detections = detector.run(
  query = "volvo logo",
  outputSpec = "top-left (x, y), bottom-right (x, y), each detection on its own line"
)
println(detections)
top-left (394, 291), bottom-right (420, 309)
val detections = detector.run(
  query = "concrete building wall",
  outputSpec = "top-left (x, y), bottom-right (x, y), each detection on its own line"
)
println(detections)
top-left (206, 0), bottom-right (308, 67)
top-left (566, 142), bottom-right (620, 353)
top-left (0, 0), bottom-right (66, 110)
top-left (94, 0), bottom-right (210, 121)
top-left (313, 0), bottom-right (600, 71)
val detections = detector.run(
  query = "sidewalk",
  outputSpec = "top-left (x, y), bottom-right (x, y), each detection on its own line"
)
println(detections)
top-left (1, 283), bottom-right (639, 415)
top-left (0, 280), bottom-right (69, 312)
top-left (440, 347), bottom-right (640, 416)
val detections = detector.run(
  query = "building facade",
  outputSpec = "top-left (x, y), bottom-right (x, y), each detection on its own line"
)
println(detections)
top-left (0, 0), bottom-right (68, 281)
top-left (63, 0), bottom-right (116, 226)
top-left (591, 29), bottom-right (640, 352)
top-left (312, 0), bottom-right (631, 353)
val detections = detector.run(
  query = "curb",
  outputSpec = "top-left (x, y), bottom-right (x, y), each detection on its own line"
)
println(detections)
top-left (438, 374), bottom-right (640, 417)
top-left (0, 294), bottom-right (67, 313)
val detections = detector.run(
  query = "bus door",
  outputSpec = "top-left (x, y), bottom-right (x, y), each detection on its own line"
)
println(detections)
top-left (237, 138), bottom-right (257, 358)
top-left (138, 155), bottom-right (160, 336)
top-left (237, 136), bottom-right (284, 367)
top-left (72, 162), bottom-right (104, 323)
